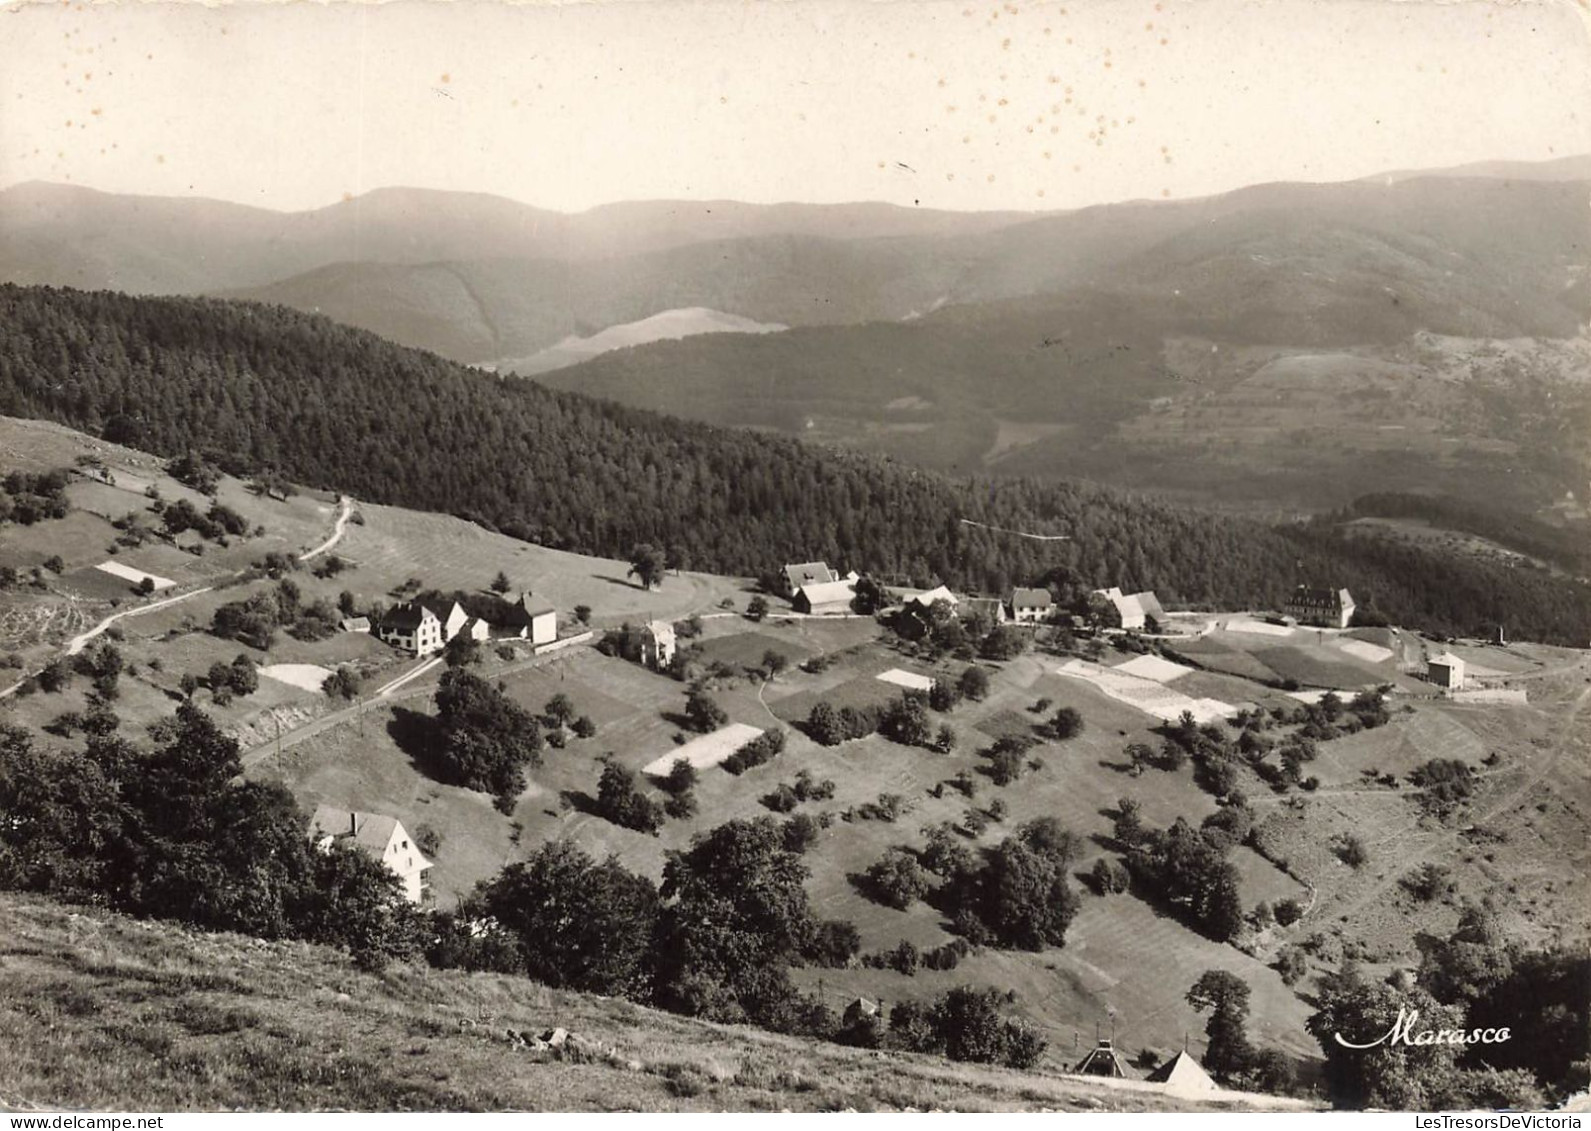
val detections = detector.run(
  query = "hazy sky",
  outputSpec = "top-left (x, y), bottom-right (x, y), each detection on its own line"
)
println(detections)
top-left (3, 0), bottom-right (1589, 214)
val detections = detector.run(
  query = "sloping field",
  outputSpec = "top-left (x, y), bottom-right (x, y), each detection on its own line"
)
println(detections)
top-left (1306, 706), bottom-right (1488, 787)
top-left (1224, 617), bottom-right (1295, 638)
top-left (693, 628), bottom-right (816, 671)
top-left (1056, 660), bottom-right (1232, 724)
top-left (333, 502), bottom-right (747, 628)
top-left (0, 893), bottom-right (1308, 1113)
top-left (1113, 654), bottom-right (1195, 683)
top-left (1336, 639), bottom-right (1393, 664)
top-left (1253, 647), bottom-right (1383, 691)
top-left (641, 723), bottom-right (765, 777)
top-left (95, 560), bottom-right (176, 590)
top-left (260, 663), bottom-right (334, 693)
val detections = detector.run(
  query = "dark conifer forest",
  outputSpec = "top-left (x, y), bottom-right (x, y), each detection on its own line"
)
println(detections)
top-left (3, 283), bottom-right (1588, 643)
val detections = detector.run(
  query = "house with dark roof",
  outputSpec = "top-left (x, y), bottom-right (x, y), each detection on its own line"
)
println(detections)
top-left (376, 600), bottom-right (445, 655)
top-left (309, 806), bottom-right (433, 904)
top-left (1284, 585), bottom-right (1355, 629)
top-left (1009, 587), bottom-right (1054, 624)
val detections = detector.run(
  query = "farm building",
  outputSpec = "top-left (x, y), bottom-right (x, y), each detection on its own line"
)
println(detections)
top-left (1073, 1038), bottom-right (1132, 1078)
top-left (793, 577), bottom-right (857, 615)
top-left (500, 592), bottom-right (557, 645)
top-left (903, 584), bottom-right (959, 612)
top-left (1427, 651), bottom-right (1466, 691)
top-left (1009, 587), bottom-right (1053, 623)
top-left (458, 615), bottom-right (492, 643)
top-left (782, 561), bottom-right (844, 595)
top-left (964, 596), bottom-right (1008, 626)
top-left (376, 601), bottom-right (446, 655)
top-left (1284, 585), bottom-right (1356, 629)
top-left (339, 616), bottom-right (371, 634)
top-left (1092, 587), bottom-right (1165, 631)
top-left (641, 620), bottom-right (676, 670)
top-left (1146, 1051), bottom-right (1218, 1096)
top-left (308, 806), bottom-right (433, 904)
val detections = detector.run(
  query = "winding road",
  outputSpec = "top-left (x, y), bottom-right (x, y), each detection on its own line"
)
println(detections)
top-left (298, 496), bottom-right (353, 562)
top-left (2, 495), bottom-right (356, 699)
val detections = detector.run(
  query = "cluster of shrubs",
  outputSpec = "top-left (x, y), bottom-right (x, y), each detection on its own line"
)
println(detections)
top-left (185, 653), bottom-right (258, 706)
top-left (156, 497), bottom-right (249, 542)
top-left (761, 769), bottom-right (835, 812)
top-left (596, 761), bottom-right (665, 834)
top-left (722, 727), bottom-right (786, 774)
top-left (857, 818), bottom-right (1084, 952)
top-left (837, 987), bottom-right (1046, 1070)
top-left (1409, 757), bottom-right (1476, 817)
top-left (1112, 800), bottom-right (1248, 941)
top-left (862, 936), bottom-right (974, 975)
top-left (35, 640), bottom-right (124, 701)
top-left (211, 579), bottom-right (339, 649)
top-left (0, 468), bottom-right (70, 526)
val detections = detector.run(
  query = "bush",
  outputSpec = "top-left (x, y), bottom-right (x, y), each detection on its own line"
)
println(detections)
top-left (957, 665), bottom-right (991, 701)
top-left (862, 849), bottom-right (933, 909)
top-left (596, 762), bottom-right (665, 834)
top-left (1273, 897), bottom-right (1304, 927)
top-left (722, 728), bottom-right (786, 774)
top-left (1049, 706), bottom-right (1084, 740)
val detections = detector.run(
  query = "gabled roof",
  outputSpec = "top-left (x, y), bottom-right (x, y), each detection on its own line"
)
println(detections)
top-left (310, 806), bottom-right (392, 853)
top-left (644, 619), bottom-right (676, 643)
top-left (1428, 651), bottom-right (1465, 668)
top-left (905, 585), bottom-right (958, 609)
top-left (784, 561), bottom-right (838, 590)
top-left (796, 578), bottom-right (857, 606)
top-left (1011, 586), bottom-right (1053, 609)
top-left (1146, 1050), bottom-right (1218, 1093)
top-left (378, 601), bottom-right (438, 632)
top-left (503, 592), bottom-right (556, 624)
top-left (340, 616), bottom-right (371, 632)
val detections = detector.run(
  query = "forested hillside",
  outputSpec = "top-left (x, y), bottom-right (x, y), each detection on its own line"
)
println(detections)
top-left (2, 284), bottom-right (1589, 643)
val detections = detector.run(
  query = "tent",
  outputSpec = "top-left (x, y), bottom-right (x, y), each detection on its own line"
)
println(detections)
top-left (1146, 1050), bottom-right (1220, 1095)
top-left (1073, 1038), bottom-right (1131, 1078)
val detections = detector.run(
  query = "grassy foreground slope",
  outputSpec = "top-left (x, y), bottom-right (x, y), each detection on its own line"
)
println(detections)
top-left (0, 894), bottom-right (1312, 1113)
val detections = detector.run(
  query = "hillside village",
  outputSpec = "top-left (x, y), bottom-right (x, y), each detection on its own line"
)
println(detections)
top-left (2, 414), bottom-right (1587, 1111)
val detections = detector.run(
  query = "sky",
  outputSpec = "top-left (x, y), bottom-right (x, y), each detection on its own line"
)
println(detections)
top-left (2, 0), bottom-right (1589, 215)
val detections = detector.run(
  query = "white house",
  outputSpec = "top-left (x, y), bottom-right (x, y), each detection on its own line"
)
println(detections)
top-left (458, 615), bottom-right (492, 643)
top-left (1427, 651), bottom-right (1466, 691)
top-left (1284, 585), bottom-right (1356, 629)
top-left (309, 805), bottom-right (433, 904)
top-left (641, 620), bottom-right (676, 670)
top-left (376, 601), bottom-right (446, 656)
top-left (1009, 587), bottom-right (1054, 623)
top-left (501, 592), bottom-right (557, 645)
top-left (1092, 587), bottom-right (1165, 631)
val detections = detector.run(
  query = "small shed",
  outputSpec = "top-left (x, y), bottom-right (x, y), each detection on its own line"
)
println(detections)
top-left (1427, 651), bottom-right (1466, 691)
